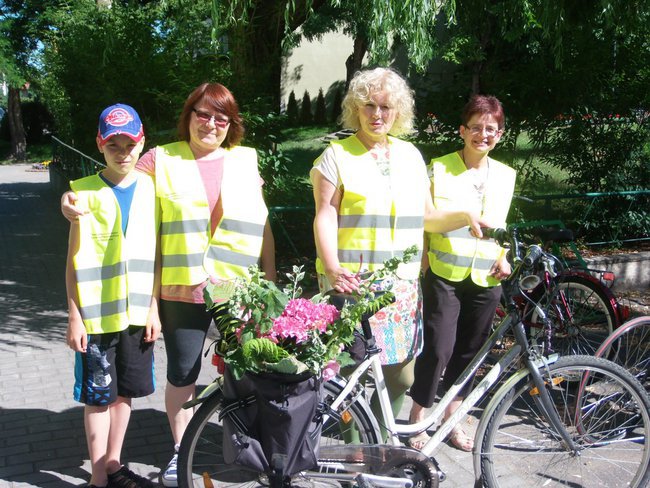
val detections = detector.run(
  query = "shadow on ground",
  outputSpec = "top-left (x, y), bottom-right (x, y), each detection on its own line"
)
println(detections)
top-left (0, 406), bottom-right (169, 486)
top-left (0, 181), bottom-right (69, 342)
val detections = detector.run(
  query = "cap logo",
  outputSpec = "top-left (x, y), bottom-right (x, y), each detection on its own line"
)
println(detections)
top-left (104, 108), bottom-right (134, 127)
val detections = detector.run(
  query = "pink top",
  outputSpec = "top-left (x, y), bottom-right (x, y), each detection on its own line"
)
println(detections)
top-left (137, 147), bottom-right (228, 304)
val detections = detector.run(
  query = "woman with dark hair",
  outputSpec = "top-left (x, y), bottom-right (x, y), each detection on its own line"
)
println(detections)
top-left (408, 95), bottom-right (515, 452)
top-left (62, 83), bottom-right (275, 486)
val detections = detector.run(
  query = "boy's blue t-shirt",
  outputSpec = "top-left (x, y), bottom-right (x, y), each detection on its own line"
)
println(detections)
top-left (99, 173), bottom-right (137, 234)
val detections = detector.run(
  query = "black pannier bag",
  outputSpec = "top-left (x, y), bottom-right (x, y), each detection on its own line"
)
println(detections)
top-left (219, 367), bottom-right (324, 476)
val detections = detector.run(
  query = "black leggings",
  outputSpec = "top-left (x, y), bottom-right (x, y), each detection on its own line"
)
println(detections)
top-left (410, 270), bottom-right (501, 408)
top-left (160, 299), bottom-right (213, 387)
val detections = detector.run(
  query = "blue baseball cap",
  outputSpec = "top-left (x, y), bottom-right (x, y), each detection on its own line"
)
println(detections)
top-left (97, 103), bottom-right (144, 145)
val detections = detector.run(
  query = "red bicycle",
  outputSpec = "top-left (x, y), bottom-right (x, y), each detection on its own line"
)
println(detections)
top-left (494, 225), bottom-right (629, 356)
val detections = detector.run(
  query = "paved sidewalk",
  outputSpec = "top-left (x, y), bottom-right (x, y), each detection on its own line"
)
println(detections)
top-left (0, 165), bottom-right (475, 487)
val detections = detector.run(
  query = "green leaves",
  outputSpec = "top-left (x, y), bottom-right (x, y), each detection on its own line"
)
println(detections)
top-left (205, 247), bottom-right (418, 380)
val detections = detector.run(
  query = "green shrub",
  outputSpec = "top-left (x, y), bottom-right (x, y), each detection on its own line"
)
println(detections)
top-left (286, 91), bottom-right (299, 126)
top-left (330, 87), bottom-right (342, 124)
top-left (243, 110), bottom-right (311, 206)
top-left (299, 91), bottom-right (313, 126)
top-left (538, 109), bottom-right (650, 243)
top-left (314, 89), bottom-right (327, 125)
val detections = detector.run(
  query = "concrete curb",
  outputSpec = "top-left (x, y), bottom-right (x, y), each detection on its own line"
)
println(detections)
top-left (584, 251), bottom-right (650, 291)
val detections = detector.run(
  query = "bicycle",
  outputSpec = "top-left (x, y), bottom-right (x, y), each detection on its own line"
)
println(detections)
top-left (494, 224), bottom-right (628, 356)
top-left (594, 315), bottom-right (650, 391)
top-left (178, 227), bottom-right (650, 487)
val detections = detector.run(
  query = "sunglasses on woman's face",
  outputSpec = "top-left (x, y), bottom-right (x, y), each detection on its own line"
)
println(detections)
top-left (192, 109), bottom-right (230, 128)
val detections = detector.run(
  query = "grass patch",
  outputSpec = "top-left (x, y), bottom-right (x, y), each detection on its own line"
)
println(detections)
top-left (279, 124), bottom-right (335, 176)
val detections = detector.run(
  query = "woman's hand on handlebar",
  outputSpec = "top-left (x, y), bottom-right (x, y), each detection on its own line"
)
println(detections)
top-left (489, 254), bottom-right (512, 281)
top-left (326, 266), bottom-right (361, 293)
top-left (467, 213), bottom-right (494, 239)
top-left (61, 191), bottom-right (87, 222)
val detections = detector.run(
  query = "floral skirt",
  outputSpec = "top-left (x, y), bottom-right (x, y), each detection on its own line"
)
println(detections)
top-left (318, 275), bottom-right (423, 365)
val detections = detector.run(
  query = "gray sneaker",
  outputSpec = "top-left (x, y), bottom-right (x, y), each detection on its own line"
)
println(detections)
top-left (160, 452), bottom-right (178, 487)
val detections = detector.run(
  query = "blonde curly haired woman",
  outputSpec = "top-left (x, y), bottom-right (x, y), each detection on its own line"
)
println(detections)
top-left (311, 67), bottom-right (481, 439)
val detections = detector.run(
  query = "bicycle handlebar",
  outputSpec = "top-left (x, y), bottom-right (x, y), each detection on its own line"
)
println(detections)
top-left (523, 245), bottom-right (543, 268)
top-left (481, 227), bottom-right (509, 245)
top-left (481, 227), bottom-right (551, 282)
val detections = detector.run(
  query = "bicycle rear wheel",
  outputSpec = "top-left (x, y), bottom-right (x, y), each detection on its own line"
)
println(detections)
top-left (595, 316), bottom-right (650, 392)
top-left (528, 275), bottom-right (617, 356)
top-left (177, 379), bottom-right (380, 488)
top-left (480, 355), bottom-right (650, 488)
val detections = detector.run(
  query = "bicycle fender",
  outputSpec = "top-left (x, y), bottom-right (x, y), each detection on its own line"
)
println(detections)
top-left (472, 354), bottom-right (561, 483)
top-left (562, 270), bottom-right (623, 325)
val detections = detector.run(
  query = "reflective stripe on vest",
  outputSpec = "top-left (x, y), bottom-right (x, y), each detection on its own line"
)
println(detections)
top-left (315, 135), bottom-right (425, 280)
top-left (156, 142), bottom-right (268, 285)
top-left (71, 173), bottom-right (157, 333)
top-left (427, 152), bottom-right (515, 286)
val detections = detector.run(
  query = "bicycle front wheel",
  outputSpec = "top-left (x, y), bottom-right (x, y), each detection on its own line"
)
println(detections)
top-left (480, 355), bottom-right (650, 488)
top-left (595, 316), bottom-right (650, 392)
top-left (528, 275), bottom-right (617, 356)
top-left (177, 379), bottom-right (380, 488)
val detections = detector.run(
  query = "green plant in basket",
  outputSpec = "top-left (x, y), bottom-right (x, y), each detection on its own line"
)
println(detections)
top-left (204, 246), bottom-right (419, 380)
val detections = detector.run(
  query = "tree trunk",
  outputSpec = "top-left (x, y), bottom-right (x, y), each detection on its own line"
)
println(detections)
top-left (7, 87), bottom-right (26, 162)
top-left (345, 36), bottom-right (368, 90)
top-left (228, 0), bottom-right (326, 110)
top-left (471, 62), bottom-right (481, 94)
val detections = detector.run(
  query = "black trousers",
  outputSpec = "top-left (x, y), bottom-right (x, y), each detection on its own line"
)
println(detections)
top-left (410, 269), bottom-right (502, 408)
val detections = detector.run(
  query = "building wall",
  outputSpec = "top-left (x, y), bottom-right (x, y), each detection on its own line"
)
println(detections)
top-left (280, 29), bottom-right (352, 111)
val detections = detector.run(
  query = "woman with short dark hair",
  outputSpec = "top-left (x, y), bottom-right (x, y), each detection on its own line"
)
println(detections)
top-left (408, 94), bottom-right (515, 452)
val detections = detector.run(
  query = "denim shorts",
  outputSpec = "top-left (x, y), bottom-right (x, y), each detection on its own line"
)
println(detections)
top-left (73, 325), bottom-right (155, 406)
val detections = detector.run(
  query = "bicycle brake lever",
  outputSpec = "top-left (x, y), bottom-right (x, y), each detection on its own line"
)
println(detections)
top-left (543, 256), bottom-right (558, 279)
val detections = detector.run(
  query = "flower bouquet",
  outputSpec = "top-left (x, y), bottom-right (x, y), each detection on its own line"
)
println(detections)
top-left (203, 247), bottom-right (416, 477)
top-left (204, 247), bottom-right (417, 381)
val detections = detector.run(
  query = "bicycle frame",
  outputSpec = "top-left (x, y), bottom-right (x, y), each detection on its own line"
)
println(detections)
top-left (326, 302), bottom-right (566, 462)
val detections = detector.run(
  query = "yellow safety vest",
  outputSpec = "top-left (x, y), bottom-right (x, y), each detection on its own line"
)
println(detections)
top-left (71, 173), bottom-right (157, 334)
top-left (155, 141), bottom-right (268, 285)
top-left (315, 135), bottom-right (425, 280)
top-left (427, 152), bottom-right (515, 287)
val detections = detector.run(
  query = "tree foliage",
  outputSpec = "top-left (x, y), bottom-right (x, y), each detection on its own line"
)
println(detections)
top-left (211, 0), bottom-right (451, 100)
top-left (36, 0), bottom-right (230, 154)
top-left (0, 0), bottom-right (54, 159)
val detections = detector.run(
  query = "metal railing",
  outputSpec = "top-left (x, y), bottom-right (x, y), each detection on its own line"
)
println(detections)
top-left (51, 135), bottom-right (105, 180)
top-left (512, 190), bottom-right (650, 247)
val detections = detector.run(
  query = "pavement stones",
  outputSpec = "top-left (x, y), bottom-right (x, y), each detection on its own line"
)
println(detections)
top-left (0, 164), bottom-right (475, 487)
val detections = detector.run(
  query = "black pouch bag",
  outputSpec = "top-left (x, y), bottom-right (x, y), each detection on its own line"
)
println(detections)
top-left (220, 367), bottom-right (323, 476)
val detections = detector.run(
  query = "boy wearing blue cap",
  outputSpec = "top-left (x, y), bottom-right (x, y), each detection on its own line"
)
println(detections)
top-left (65, 103), bottom-right (160, 488)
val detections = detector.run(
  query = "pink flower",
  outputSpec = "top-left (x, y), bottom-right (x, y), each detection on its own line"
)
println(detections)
top-left (265, 298), bottom-right (340, 344)
top-left (322, 360), bottom-right (340, 381)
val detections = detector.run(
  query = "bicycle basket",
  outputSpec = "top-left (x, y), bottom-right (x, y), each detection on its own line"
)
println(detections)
top-left (219, 367), bottom-right (324, 476)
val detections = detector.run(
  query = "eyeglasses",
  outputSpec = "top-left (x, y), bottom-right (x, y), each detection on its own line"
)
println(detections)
top-left (465, 125), bottom-right (501, 137)
top-left (192, 109), bottom-right (230, 128)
